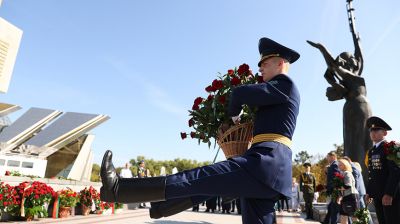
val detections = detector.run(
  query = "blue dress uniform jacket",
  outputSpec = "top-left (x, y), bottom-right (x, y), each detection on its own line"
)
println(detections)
top-left (228, 74), bottom-right (300, 198)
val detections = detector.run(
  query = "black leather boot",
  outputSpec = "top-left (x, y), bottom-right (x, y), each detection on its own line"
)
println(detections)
top-left (100, 150), bottom-right (166, 203)
top-left (150, 198), bottom-right (194, 219)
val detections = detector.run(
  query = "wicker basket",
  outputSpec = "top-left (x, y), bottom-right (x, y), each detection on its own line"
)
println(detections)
top-left (217, 122), bottom-right (253, 159)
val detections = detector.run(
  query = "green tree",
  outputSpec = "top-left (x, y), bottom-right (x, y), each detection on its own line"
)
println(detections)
top-left (294, 150), bottom-right (313, 165)
top-left (334, 143), bottom-right (344, 157)
top-left (91, 163), bottom-right (100, 182)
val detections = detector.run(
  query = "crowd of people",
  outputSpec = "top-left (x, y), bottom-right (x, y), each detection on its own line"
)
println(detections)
top-left (317, 116), bottom-right (399, 224)
top-left (267, 116), bottom-right (399, 224)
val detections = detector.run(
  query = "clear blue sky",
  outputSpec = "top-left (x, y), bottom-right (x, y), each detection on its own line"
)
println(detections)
top-left (1, 0), bottom-right (400, 167)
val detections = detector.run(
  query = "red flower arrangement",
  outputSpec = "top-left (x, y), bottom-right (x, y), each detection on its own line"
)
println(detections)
top-left (181, 64), bottom-right (262, 147)
top-left (0, 182), bottom-right (17, 212)
top-left (99, 201), bottom-right (112, 210)
top-left (331, 172), bottom-right (345, 200)
top-left (383, 141), bottom-right (400, 166)
top-left (21, 181), bottom-right (55, 218)
top-left (3, 181), bottom-right (55, 218)
top-left (79, 186), bottom-right (100, 207)
top-left (58, 188), bottom-right (78, 208)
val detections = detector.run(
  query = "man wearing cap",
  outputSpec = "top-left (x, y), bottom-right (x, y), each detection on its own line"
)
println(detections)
top-left (365, 116), bottom-right (400, 224)
top-left (99, 37), bottom-right (300, 224)
top-left (299, 162), bottom-right (316, 220)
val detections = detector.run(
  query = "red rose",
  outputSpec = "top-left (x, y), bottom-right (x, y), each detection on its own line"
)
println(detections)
top-left (194, 97), bottom-right (203, 105)
top-left (180, 132), bottom-right (187, 140)
top-left (5, 171), bottom-right (10, 176)
top-left (207, 95), bottom-right (214, 101)
top-left (192, 104), bottom-right (199, 110)
top-left (237, 63), bottom-right (250, 75)
top-left (212, 79), bottom-right (224, 90)
top-left (230, 76), bottom-right (241, 86)
top-left (218, 95), bottom-right (226, 104)
top-left (257, 75), bottom-right (264, 83)
top-left (190, 132), bottom-right (196, 138)
top-left (227, 69), bottom-right (234, 75)
top-left (334, 172), bottom-right (340, 177)
top-left (384, 148), bottom-right (390, 155)
top-left (188, 119), bottom-right (194, 127)
top-left (205, 85), bottom-right (216, 92)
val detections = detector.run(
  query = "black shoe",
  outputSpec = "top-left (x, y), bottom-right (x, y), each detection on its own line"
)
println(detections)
top-left (100, 150), bottom-right (119, 202)
top-left (100, 150), bottom-right (166, 203)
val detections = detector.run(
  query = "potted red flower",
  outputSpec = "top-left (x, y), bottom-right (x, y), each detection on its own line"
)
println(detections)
top-left (58, 188), bottom-right (78, 218)
top-left (79, 186), bottom-right (99, 216)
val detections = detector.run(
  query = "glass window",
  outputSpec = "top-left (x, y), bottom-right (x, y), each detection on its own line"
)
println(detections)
top-left (21, 162), bottom-right (34, 168)
top-left (0, 159), bottom-right (5, 166)
top-left (7, 160), bottom-right (20, 167)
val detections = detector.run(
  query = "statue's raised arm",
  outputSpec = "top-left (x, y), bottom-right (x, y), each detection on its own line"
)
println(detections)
top-left (306, 40), bottom-right (336, 69)
top-left (347, 0), bottom-right (363, 75)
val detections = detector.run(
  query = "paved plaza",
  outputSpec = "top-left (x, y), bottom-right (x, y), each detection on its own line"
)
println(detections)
top-left (6, 208), bottom-right (321, 224)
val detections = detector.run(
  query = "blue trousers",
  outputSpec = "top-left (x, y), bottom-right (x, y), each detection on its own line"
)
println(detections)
top-left (165, 159), bottom-right (280, 224)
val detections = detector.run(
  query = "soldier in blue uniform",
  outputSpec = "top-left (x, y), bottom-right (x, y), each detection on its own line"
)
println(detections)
top-left (365, 116), bottom-right (400, 224)
top-left (99, 37), bottom-right (301, 224)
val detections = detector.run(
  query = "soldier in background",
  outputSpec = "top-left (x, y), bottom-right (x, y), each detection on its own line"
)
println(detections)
top-left (299, 162), bottom-right (316, 220)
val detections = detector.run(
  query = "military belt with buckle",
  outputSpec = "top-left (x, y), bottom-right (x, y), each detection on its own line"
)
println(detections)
top-left (252, 133), bottom-right (292, 148)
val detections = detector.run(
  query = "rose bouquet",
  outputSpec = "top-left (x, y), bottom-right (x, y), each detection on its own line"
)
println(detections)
top-left (181, 63), bottom-right (262, 148)
top-left (21, 181), bottom-right (55, 218)
top-left (79, 186), bottom-right (100, 207)
top-left (331, 172), bottom-right (345, 200)
top-left (383, 141), bottom-right (400, 166)
top-left (0, 182), bottom-right (16, 213)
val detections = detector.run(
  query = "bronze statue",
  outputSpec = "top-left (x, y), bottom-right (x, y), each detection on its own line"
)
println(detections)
top-left (307, 0), bottom-right (372, 172)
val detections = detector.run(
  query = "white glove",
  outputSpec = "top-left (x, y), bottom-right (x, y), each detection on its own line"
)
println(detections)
top-left (231, 110), bottom-right (243, 124)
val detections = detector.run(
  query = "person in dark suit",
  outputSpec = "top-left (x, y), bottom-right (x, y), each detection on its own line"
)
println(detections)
top-left (99, 37), bottom-right (301, 224)
top-left (365, 116), bottom-right (400, 224)
top-left (322, 151), bottom-right (340, 224)
top-left (299, 162), bottom-right (316, 219)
